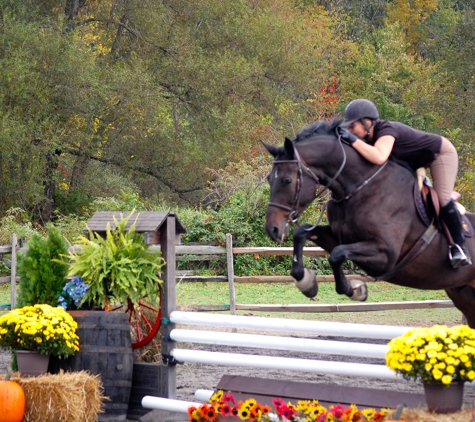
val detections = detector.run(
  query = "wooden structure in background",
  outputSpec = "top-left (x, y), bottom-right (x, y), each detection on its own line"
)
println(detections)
top-left (85, 211), bottom-right (187, 244)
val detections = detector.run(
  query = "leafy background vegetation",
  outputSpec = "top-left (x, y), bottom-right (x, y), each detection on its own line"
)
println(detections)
top-left (0, 0), bottom-right (474, 284)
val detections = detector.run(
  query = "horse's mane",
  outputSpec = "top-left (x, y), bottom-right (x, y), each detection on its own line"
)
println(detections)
top-left (294, 119), bottom-right (341, 143)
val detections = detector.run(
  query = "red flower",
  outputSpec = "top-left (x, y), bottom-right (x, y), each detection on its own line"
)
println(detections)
top-left (330, 404), bottom-right (346, 418)
top-left (279, 405), bottom-right (296, 419)
top-left (317, 413), bottom-right (329, 422)
top-left (219, 404), bottom-right (232, 416)
top-left (223, 393), bottom-right (236, 404)
top-left (201, 404), bottom-right (218, 421)
top-left (261, 405), bottom-right (271, 414)
top-left (187, 406), bottom-right (197, 417)
top-left (272, 398), bottom-right (285, 408)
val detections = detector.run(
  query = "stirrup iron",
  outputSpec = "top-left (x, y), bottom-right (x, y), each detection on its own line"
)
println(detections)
top-left (448, 244), bottom-right (472, 268)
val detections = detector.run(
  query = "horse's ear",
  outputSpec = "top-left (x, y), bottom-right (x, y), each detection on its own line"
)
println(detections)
top-left (262, 141), bottom-right (279, 157)
top-left (284, 137), bottom-right (295, 158)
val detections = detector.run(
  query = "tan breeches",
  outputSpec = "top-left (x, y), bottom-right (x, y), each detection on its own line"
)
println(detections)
top-left (430, 137), bottom-right (458, 206)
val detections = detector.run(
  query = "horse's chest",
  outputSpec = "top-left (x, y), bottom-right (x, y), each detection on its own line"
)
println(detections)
top-left (330, 218), bottom-right (367, 241)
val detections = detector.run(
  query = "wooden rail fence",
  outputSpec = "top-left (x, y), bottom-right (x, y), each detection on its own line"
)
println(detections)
top-left (1, 233), bottom-right (454, 314)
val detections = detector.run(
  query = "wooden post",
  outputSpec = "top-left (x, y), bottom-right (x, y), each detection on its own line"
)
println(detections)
top-left (159, 216), bottom-right (177, 399)
top-left (226, 234), bottom-right (236, 316)
top-left (11, 234), bottom-right (17, 309)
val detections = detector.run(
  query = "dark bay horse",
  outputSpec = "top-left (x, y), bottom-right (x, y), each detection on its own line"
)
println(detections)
top-left (264, 120), bottom-right (475, 327)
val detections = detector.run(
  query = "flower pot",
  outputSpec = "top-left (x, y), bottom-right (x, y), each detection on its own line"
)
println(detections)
top-left (423, 381), bottom-right (464, 414)
top-left (16, 350), bottom-right (50, 377)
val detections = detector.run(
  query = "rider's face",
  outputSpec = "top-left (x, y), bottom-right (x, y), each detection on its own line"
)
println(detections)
top-left (347, 120), bottom-right (367, 138)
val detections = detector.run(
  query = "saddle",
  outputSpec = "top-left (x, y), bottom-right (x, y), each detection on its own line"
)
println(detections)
top-left (414, 168), bottom-right (474, 238)
top-left (376, 169), bottom-right (473, 280)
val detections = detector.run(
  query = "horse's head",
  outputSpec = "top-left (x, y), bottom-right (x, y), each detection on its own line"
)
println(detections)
top-left (264, 120), bottom-right (346, 242)
top-left (263, 137), bottom-right (322, 242)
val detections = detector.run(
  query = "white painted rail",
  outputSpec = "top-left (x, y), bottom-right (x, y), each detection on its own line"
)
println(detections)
top-left (170, 349), bottom-right (397, 379)
top-left (142, 396), bottom-right (201, 413)
top-left (170, 329), bottom-right (388, 359)
top-left (170, 311), bottom-right (411, 340)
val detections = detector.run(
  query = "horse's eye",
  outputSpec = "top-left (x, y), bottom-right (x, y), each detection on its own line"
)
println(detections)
top-left (284, 178), bottom-right (292, 185)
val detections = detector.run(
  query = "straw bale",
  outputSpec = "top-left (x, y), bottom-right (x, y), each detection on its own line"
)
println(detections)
top-left (2, 370), bottom-right (106, 422)
top-left (386, 407), bottom-right (472, 421)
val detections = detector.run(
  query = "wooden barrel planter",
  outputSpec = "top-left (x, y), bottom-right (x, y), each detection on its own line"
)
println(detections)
top-left (49, 311), bottom-right (134, 422)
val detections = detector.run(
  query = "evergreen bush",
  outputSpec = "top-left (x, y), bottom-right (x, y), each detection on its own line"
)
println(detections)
top-left (16, 224), bottom-right (69, 307)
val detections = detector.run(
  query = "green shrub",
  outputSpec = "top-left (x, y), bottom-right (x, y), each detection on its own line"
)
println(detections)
top-left (16, 224), bottom-right (69, 307)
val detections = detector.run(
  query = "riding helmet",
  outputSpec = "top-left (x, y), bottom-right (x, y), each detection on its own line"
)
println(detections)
top-left (340, 99), bottom-right (379, 128)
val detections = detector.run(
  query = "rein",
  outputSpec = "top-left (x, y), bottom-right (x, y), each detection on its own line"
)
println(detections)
top-left (329, 160), bottom-right (388, 203)
top-left (267, 133), bottom-right (386, 224)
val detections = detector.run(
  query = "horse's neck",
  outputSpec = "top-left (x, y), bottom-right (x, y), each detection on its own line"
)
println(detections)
top-left (334, 153), bottom-right (414, 201)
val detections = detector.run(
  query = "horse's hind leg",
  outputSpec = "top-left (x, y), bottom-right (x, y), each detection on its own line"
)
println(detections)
top-left (445, 286), bottom-right (475, 328)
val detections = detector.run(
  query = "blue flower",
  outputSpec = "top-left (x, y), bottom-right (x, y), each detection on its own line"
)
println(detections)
top-left (57, 276), bottom-right (90, 310)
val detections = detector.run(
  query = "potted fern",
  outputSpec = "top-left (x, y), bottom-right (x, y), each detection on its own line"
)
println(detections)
top-left (66, 212), bottom-right (165, 310)
top-left (50, 212), bottom-right (166, 420)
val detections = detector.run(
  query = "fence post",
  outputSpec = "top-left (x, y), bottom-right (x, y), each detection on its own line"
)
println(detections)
top-left (10, 234), bottom-right (17, 309)
top-left (226, 234), bottom-right (236, 316)
top-left (159, 216), bottom-right (177, 399)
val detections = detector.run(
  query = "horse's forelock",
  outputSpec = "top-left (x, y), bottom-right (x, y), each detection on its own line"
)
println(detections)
top-left (294, 119), bottom-right (341, 142)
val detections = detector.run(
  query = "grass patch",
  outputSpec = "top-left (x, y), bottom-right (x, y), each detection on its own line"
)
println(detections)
top-left (176, 281), bottom-right (449, 306)
top-left (0, 280), bottom-right (463, 327)
top-left (176, 281), bottom-right (462, 327)
top-left (0, 283), bottom-right (10, 314)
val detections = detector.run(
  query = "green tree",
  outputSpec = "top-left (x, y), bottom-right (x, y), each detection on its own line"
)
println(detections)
top-left (0, 0), bottom-right (362, 215)
top-left (16, 224), bottom-right (69, 307)
top-left (338, 24), bottom-right (439, 129)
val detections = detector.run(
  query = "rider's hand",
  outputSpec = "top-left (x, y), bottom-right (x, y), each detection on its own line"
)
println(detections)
top-left (337, 127), bottom-right (359, 145)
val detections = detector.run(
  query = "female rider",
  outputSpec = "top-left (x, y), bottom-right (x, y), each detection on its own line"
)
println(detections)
top-left (338, 99), bottom-right (471, 268)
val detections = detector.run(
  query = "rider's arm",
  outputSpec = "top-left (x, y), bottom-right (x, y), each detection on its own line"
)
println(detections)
top-left (352, 135), bottom-right (396, 166)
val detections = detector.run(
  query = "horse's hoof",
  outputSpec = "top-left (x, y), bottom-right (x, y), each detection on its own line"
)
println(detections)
top-left (293, 268), bottom-right (318, 298)
top-left (349, 278), bottom-right (368, 301)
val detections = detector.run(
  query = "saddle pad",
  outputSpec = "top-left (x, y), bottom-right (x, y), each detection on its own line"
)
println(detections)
top-left (413, 183), bottom-right (474, 237)
top-left (462, 215), bottom-right (474, 237)
top-left (413, 182), bottom-right (431, 227)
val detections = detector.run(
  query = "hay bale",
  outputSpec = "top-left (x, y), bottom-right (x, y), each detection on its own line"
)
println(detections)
top-left (3, 370), bottom-right (106, 422)
top-left (387, 407), bottom-right (471, 421)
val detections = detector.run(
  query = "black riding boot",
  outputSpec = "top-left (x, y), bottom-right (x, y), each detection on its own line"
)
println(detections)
top-left (440, 201), bottom-right (472, 268)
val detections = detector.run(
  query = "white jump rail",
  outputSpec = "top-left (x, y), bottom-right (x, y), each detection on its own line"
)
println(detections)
top-left (169, 311), bottom-right (410, 340)
top-left (142, 396), bottom-right (202, 414)
top-left (169, 349), bottom-right (397, 379)
top-left (170, 329), bottom-right (388, 358)
top-left (164, 311), bottom-right (404, 383)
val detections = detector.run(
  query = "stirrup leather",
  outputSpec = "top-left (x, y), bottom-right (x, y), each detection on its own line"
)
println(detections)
top-left (448, 244), bottom-right (472, 268)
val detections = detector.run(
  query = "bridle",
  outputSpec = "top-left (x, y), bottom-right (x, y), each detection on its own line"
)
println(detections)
top-left (267, 133), bottom-right (388, 225)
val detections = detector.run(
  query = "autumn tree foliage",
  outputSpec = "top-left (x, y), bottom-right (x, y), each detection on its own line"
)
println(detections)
top-left (0, 0), bottom-right (474, 218)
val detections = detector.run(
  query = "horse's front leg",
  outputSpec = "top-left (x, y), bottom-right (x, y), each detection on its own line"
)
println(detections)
top-left (291, 224), bottom-right (338, 299)
top-left (329, 241), bottom-right (389, 301)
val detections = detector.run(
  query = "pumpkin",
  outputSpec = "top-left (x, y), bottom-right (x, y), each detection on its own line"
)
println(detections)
top-left (0, 368), bottom-right (26, 422)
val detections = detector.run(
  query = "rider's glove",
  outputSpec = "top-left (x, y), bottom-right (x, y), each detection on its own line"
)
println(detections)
top-left (337, 127), bottom-right (359, 145)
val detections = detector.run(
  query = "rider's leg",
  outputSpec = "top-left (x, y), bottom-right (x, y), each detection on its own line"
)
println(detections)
top-left (431, 137), bottom-right (471, 268)
top-left (440, 201), bottom-right (471, 267)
